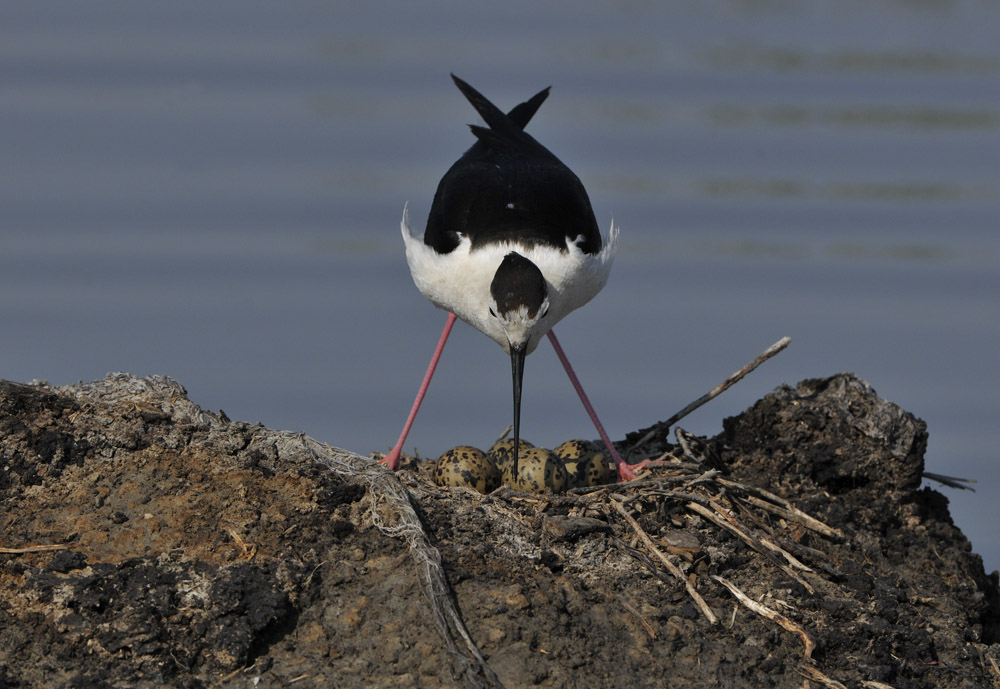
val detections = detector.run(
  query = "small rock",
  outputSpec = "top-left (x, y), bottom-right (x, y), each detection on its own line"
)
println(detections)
top-left (46, 550), bottom-right (88, 573)
top-left (541, 515), bottom-right (612, 543)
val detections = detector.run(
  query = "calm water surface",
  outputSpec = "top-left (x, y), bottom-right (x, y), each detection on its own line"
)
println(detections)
top-left (2, 1), bottom-right (999, 569)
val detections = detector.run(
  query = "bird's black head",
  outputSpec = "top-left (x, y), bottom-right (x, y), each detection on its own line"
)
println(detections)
top-left (489, 252), bottom-right (549, 342)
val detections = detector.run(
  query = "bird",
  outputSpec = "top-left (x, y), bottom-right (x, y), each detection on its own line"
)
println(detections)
top-left (381, 74), bottom-right (637, 483)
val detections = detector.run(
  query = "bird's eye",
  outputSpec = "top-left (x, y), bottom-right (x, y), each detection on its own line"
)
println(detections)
top-left (489, 307), bottom-right (496, 318)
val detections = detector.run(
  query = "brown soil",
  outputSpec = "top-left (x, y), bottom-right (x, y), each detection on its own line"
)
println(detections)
top-left (1, 372), bottom-right (998, 688)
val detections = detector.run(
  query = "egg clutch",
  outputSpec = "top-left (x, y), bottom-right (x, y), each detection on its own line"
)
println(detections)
top-left (430, 438), bottom-right (616, 494)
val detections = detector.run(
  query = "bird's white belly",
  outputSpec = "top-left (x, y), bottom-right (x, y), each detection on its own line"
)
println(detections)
top-left (401, 212), bottom-right (618, 354)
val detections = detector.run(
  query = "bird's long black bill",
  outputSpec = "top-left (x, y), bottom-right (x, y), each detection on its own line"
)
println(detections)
top-left (510, 346), bottom-right (526, 478)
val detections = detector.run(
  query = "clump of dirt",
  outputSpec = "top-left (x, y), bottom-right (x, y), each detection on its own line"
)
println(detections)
top-left (1, 372), bottom-right (998, 688)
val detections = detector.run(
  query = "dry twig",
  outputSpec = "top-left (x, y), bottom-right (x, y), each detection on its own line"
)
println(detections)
top-left (922, 471), bottom-right (976, 491)
top-left (688, 502), bottom-right (815, 593)
top-left (621, 600), bottom-right (657, 639)
top-left (0, 543), bottom-right (69, 554)
top-left (711, 575), bottom-right (815, 660)
top-left (226, 529), bottom-right (257, 561)
top-left (611, 500), bottom-right (718, 624)
top-left (707, 500), bottom-right (813, 573)
top-left (797, 663), bottom-right (849, 688)
top-left (629, 336), bottom-right (791, 453)
top-left (987, 652), bottom-right (1000, 679)
top-left (716, 478), bottom-right (845, 541)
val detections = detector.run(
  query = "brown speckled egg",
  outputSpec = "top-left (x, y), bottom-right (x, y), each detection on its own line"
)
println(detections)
top-left (574, 452), bottom-right (615, 487)
top-left (504, 447), bottom-right (569, 493)
top-left (555, 439), bottom-right (614, 487)
top-left (433, 446), bottom-right (500, 494)
top-left (553, 439), bottom-right (600, 460)
top-left (487, 437), bottom-right (535, 477)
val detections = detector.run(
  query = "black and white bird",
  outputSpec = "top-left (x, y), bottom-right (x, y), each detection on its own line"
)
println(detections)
top-left (382, 74), bottom-right (636, 482)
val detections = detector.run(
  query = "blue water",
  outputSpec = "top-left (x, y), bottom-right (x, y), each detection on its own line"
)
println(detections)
top-left (2, 1), bottom-right (999, 571)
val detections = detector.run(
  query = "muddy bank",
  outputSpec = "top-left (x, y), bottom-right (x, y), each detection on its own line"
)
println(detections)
top-left (1, 372), bottom-right (998, 688)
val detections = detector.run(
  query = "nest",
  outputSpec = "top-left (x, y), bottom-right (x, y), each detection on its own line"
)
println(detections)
top-left (365, 420), bottom-right (854, 689)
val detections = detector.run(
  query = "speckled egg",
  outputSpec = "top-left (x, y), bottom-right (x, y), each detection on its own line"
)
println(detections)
top-left (553, 439), bottom-right (600, 460)
top-left (433, 446), bottom-right (500, 494)
top-left (573, 452), bottom-right (616, 487)
top-left (504, 447), bottom-right (570, 493)
top-left (487, 437), bottom-right (535, 478)
top-left (555, 439), bottom-right (615, 487)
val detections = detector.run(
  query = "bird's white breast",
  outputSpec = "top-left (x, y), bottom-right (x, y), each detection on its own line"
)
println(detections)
top-left (400, 208), bottom-right (618, 354)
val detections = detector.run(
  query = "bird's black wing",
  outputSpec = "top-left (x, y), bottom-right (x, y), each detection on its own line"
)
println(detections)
top-left (423, 75), bottom-right (601, 256)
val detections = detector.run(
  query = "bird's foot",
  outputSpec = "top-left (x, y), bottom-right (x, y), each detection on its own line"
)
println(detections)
top-left (616, 461), bottom-right (638, 482)
top-left (379, 448), bottom-right (401, 471)
top-left (615, 458), bottom-right (673, 482)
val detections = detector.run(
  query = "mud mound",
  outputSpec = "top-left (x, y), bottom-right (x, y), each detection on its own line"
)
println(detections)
top-left (1, 373), bottom-right (998, 688)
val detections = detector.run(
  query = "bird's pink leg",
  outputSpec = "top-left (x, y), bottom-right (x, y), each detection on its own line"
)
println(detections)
top-left (381, 312), bottom-right (458, 470)
top-left (546, 330), bottom-right (638, 482)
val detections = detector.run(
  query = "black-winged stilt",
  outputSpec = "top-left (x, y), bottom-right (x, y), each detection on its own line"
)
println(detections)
top-left (381, 75), bottom-right (637, 483)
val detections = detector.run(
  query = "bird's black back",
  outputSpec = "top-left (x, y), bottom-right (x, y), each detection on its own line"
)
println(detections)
top-left (424, 75), bottom-right (602, 256)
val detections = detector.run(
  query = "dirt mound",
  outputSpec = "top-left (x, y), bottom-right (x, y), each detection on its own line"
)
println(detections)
top-left (1, 373), bottom-right (998, 688)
